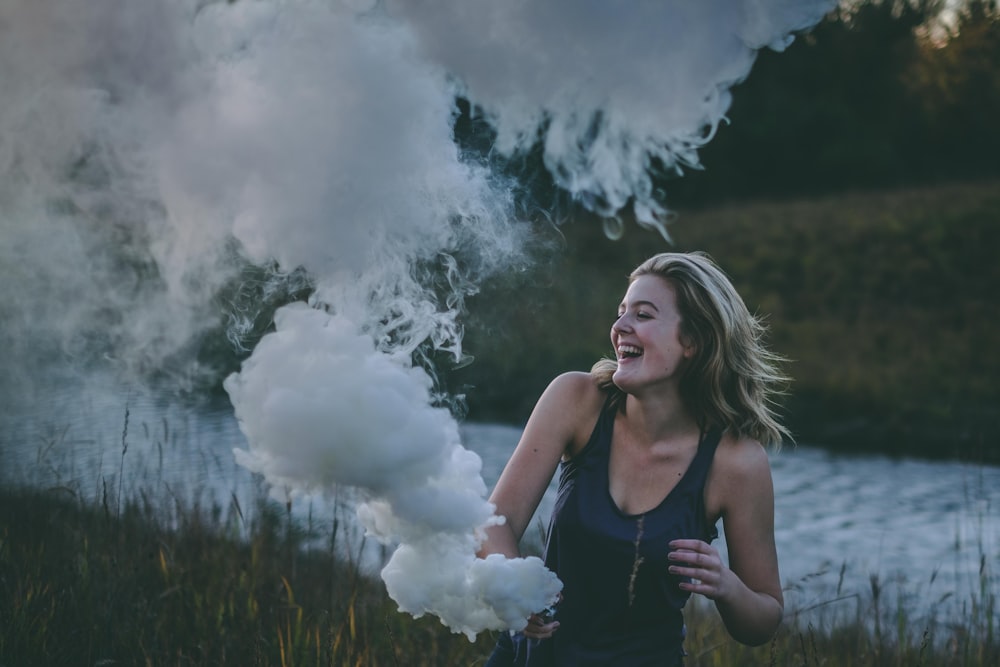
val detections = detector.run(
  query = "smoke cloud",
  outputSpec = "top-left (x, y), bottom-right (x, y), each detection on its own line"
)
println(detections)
top-left (1, 0), bottom-right (833, 638)
top-left (389, 0), bottom-right (834, 235)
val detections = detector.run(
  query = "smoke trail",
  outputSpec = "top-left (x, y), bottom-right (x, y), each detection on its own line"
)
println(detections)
top-left (204, 2), bottom-right (561, 636)
top-left (223, 303), bottom-right (561, 637)
top-left (391, 0), bottom-right (835, 237)
top-left (1, 0), bottom-right (833, 639)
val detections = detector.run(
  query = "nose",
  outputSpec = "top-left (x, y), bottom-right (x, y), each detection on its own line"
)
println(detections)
top-left (612, 313), bottom-right (632, 334)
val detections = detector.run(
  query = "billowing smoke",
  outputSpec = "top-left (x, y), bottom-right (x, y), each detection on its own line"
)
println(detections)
top-left (0, 0), bottom-right (833, 639)
top-left (387, 0), bottom-right (834, 237)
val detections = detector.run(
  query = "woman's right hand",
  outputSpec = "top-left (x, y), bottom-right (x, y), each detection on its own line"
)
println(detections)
top-left (521, 611), bottom-right (559, 639)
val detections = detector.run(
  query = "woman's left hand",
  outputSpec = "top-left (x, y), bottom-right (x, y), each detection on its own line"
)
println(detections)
top-left (667, 538), bottom-right (733, 601)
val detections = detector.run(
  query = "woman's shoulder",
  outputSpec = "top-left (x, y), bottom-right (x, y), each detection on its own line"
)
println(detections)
top-left (707, 432), bottom-right (774, 518)
top-left (713, 432), bottom-right (772, 479)
top-left (536, 371), bottom-right (608, 453)
top-left (542, 371), bottom-right (608, 414)
top-left (547, 370), bottom-right (602, 395)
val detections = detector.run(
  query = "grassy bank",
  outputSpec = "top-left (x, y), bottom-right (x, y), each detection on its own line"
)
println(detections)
top-left (2, 483), bottom-right (995, 666)
top-left (454, 179), bottom-right (1000, 463)
top-left (0, 483), bottom-right (494, 666)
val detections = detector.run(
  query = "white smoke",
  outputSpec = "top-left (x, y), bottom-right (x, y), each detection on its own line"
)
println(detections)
top-left (0, 0), bottom-right (834, 639)
top-left (0, 0), bottom-right (209, 396)
top-left (223, 303), bottom-right (560, 638)
top-left (388, 0), bottom-right (835, 236)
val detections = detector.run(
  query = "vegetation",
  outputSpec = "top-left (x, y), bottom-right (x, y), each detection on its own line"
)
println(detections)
top-left (452, 178), bottom-right (1000, 462)
top-left (0, 483), bottom-right (494, 666)
top-left (667, 0), bottom-right (1000, 205)
top-left (1, 482), bottom-right (995, 666)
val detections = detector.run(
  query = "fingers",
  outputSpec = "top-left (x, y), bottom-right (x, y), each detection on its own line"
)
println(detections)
top-left (667, 539), bottom-right (724, 598)
top-left (669, 538), bottom-right (709, 552)
top-left (668, 539), bottom-right (719, 569)
top-left (521, 613), bottom-right (559, 639)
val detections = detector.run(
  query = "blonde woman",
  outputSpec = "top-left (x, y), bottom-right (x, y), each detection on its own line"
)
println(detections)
top-left (481, 252), bottom-right (788, 666)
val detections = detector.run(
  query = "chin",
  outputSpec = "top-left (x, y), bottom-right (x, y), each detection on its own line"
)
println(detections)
top-left (611, 371), bottom-right (634, 393)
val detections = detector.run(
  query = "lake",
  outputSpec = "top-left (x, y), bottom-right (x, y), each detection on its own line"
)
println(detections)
top-left (1, 386), bottom-right (996, 629)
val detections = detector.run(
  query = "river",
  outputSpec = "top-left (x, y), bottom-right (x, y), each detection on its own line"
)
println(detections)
top-left (1, 387), bottom-right (996, 630)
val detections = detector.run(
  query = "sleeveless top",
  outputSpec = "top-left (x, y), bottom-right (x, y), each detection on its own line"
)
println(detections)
top-left (488, 395), bottom-right (721, 667)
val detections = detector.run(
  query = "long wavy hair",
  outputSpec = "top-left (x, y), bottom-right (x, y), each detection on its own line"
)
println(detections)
top-left (591, 251), bottom-right (791, 447)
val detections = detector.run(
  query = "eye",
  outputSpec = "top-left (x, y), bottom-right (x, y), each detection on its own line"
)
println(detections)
top-left (637, 311), bottom-right (652, 320)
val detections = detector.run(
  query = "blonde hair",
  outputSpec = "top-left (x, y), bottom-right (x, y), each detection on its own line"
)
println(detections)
top-left (591, 251), bottom-right (791, 447)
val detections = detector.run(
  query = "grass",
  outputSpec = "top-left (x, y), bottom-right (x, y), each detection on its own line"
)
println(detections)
top-left (683, 560), bottom-right (998, 667)
top-left (0, 482), bottom-right (499, 666)
top-left (1, 476), bottom-right (996, 667)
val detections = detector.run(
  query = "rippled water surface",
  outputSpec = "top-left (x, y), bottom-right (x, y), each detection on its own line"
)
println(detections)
top-left (2, 390), bottom-right (997, 625)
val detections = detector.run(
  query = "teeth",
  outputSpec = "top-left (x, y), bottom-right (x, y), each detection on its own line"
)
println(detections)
top-left (618, 344), bottom-right (642, 358)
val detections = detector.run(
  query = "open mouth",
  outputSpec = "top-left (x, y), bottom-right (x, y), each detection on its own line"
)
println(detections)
top-left (617, 344), bottom-right (642, 360)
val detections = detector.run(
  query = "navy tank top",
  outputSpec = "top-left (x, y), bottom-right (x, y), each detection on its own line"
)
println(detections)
top-left (487, 396), bottom-right (721, 667)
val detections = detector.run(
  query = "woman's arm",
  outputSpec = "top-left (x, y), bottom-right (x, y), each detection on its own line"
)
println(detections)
top-left (668, 438), bottom-right (783, 646)
top-left (476, 371), bottom-right (600, 559)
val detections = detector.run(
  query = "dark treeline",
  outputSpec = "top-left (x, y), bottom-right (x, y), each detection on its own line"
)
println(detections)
top-left (668, 0), bottom-right (1000, 206)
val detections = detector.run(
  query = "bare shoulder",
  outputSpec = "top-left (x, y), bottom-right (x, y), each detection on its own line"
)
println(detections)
top-left (706, 433), bottom-right (775, 520)
top-left (534, 371), bottom-right (606, 454)
top-left (543, 370), bottom-right (602, 402)
top-left (715, 434), bottom-right (772, 476)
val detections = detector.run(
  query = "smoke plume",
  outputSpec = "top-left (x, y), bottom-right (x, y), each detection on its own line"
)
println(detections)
top-left (0, 0), bottom-right (833, 638)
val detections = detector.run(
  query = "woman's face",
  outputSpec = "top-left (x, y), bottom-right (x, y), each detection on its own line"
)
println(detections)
top-left (610, 274), bottom-right (695, 394)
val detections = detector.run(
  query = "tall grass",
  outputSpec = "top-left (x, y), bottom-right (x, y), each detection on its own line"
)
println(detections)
top-left (682, 556), bottom-right (998, 667)
top-left (2, 479), bottom-right (996, 666)
top-left (0, 482), bottom-right (500, 666)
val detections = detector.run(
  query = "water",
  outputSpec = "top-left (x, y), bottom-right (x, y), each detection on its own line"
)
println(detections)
top-left (1, 388), bottom-right (997, 629)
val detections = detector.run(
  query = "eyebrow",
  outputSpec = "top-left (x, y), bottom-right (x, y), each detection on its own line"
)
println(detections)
top-left (618, 299), bottom-right (661, 312)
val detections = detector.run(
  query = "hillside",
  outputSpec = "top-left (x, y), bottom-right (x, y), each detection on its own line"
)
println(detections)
top-left (451, 179), bottom-right (1000, 463)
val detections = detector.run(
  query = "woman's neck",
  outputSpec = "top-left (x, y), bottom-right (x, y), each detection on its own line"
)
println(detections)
top-left (622, 392), bottom-right (699, 445)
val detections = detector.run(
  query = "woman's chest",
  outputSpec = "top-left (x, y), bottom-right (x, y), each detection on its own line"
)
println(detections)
top-left (607, 438), bottom-right (698, 516)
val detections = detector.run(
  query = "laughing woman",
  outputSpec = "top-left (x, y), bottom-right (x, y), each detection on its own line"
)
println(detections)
top-left (480, 251), bottom-right (789, 666)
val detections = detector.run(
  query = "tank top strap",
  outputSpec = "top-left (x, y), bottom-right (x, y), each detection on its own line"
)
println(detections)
top-left (568, 391), bottom-right (618, 466)
top-left (676, 426), bottom-right (723, 494)
top-left (592, 393), bottom-right (619, 450)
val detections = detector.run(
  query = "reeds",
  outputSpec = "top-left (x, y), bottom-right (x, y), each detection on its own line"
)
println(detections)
top-left (1, 413), bottom-right (996, 666)
top-left (682, 558), bottom-right (998, 666)
top-left (3, 477), bottom-right (995, 666)
top-left (0, 482), bottom-right (503, 666)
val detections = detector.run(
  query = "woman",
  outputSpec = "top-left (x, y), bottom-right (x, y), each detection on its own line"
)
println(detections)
top-left (480, 251), bottom-right (788, 666)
